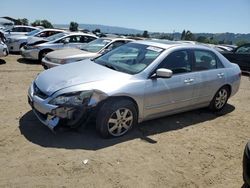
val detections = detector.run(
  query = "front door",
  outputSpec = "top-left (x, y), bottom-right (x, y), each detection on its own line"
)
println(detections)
top-left (143, 50), bottom-right (200, 120)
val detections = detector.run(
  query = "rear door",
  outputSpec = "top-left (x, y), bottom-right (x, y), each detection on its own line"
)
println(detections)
top-left (192, 49), bottom-right (226, 104)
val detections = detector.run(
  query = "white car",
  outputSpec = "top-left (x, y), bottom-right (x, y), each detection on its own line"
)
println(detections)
top-left (6, 29), bottom-right (65, 52)
top-left (21, 33), bottom-right (98, 61)
top-left (3, 25), bottom-right (39, 37)
top-left (0, 41), bottom-right (8, 57)
top-left (42, 37), bottom-right (134, 69)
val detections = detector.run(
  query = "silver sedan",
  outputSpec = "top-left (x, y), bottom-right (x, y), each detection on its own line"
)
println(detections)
top-left (41, 37), bottom-right (134, 69)
top-left (21, 33), bottom-right (98, 61)
top-left (6, 29), bottom-right (65, 52)
top-left (28, 40), bottom-right (241, 138)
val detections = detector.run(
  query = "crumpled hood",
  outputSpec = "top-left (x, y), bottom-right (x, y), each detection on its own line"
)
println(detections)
top-left (35, 59), bottom-right (131, 96)
top-left (46, 48), bottom-right (96, 60)
top-left (27, 36), bottom-right (47, 44)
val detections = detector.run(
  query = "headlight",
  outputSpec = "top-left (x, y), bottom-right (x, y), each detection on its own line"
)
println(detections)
top-left (49, 91), bottom-right (93, 106)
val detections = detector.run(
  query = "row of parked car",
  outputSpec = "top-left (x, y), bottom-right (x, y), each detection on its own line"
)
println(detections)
top-left (1, 25), bottom-right (249, 186)
top-left (1, 25), bottom-right (250, 73)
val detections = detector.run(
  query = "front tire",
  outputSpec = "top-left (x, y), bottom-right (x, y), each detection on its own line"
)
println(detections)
top-left (96, 99), bottom-right (138, 138)
top-left (39, 49), bottom-right (52, 62)
top-left (209, 86), bottom-right (230, 111)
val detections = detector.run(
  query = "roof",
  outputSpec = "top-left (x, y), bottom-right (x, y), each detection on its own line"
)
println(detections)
top-left (66, 32), bottom-right (97, 37)
top-left (12, 25), bottom-right (39, 29)
top-left (133, 40), bottom-right (218, 52)
top-left (39, 28), bottom-right (65, 32)
top-left (100, 37), bottom-right (134, 42)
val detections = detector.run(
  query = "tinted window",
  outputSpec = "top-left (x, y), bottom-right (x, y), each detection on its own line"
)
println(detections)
top-left (193, 50), bottom-right (219, 71)
top-left (236, 45), bottom-right (250, 54)
top-left (158, 50), bottom-right (191, 74)
top-left (107, 41), bottom-right (127, 51)
top-left (11, 27), bottom-right (21, 32)
top-left (80, 36), bottom-right (96, 43)
top-left (25, 27), bottom-right (33, 32)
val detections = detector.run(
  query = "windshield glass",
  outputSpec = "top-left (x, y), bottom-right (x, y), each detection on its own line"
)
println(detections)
top-left (94, 43), bottom-right (164, 75)
top-left (81, 38), bottom-right (111, 53)
top-left (47, 32), bottom-right (67, 41)
top-left (26, 29), bottom-right (41, 36)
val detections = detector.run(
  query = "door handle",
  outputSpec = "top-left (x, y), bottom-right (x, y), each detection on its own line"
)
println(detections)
top-left (184, 78), bottom-right (194, 84)
top-left (217, 73), bottom-right (224, 78)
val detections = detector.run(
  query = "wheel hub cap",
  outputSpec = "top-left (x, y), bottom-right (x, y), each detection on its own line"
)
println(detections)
top-left (108, 108), bottom-right (133, 136)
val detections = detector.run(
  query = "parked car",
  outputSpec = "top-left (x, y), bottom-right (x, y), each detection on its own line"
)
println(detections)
top-left (3, 25), bottom-right (39, 37)
top-left (0, 40), bottom-right (8, 57)
top-left (243, 141), bottom-right (250, 187)
top-left (42, 37), bottom-right (134, 69)
top-left (26, 32), bottom-right (69, 46)
top-left (21, 33), bottom-right (98, 61)
top-left (216, 45), bottom-right (236, 52)
top-left (28, 40), bottom-right (241, 138)
top-left (221, 43), bottom-right (250, 72)
top-left (6, 28), bottom-right (65, 52)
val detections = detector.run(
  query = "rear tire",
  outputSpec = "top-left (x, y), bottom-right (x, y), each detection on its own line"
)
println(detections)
top-left (96, 99), bottom-right (138, 138)
top-left (209, 86), bottom-right (230, 111)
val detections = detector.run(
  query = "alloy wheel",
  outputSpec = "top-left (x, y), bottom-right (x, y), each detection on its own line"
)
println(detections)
top-left (215, 88), bottom-right (228, 109)
top-left (107, 108), bottom-right (133, 136)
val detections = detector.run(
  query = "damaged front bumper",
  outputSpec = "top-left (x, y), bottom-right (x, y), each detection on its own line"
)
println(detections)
top-left (27, 83), bottom-right (101, 131)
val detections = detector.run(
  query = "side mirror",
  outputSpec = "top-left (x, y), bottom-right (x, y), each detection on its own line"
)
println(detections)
top-left (152, 68), bottom-right (173, 79)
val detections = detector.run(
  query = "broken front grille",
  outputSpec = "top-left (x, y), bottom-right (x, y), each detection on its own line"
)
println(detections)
top-left (33, 83), bottom-right (48, 99)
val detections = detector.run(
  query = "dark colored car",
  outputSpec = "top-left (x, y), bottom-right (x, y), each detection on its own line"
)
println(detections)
top-left (221, 43), bottom-right (250, 72)
top-left (243, 141), bottom-right (250, 187)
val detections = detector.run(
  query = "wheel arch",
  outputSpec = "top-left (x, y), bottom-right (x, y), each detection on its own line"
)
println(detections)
top-left (221, 84), bottom-right (232, 98)
top-left (19, 42), bottom-right (27, 49)
top-left (97, 96), bottom-right (140, 118)
top-left (39, 48), bottom-right (53, 60)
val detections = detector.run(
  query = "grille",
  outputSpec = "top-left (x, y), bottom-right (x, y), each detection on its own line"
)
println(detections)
top-left (33, 83), bottom-right (48, 99)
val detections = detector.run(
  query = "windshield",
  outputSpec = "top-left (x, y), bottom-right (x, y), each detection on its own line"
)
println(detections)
top-left (26, 29), bottom-right (41, 36)
top-left (81, 38), bottom-right (111, 53)
top-left (94, 43), bottom-right (164, 75)
top-left (46, 32), bottom-right (67, 41)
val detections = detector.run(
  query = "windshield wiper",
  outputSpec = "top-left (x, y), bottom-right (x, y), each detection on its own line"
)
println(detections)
top-left (104, 64), bottom-right (118, 71)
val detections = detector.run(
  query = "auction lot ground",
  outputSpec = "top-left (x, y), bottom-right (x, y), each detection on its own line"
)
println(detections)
top-left (0, 54), bottom-right (250, 188)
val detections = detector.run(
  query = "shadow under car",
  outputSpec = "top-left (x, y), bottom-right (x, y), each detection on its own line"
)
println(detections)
top-left (19, 104), bottom-right (235, 151)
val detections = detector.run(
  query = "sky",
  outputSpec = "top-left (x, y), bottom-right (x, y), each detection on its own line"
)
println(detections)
top-left (1, 0), bottom-right (250, 33)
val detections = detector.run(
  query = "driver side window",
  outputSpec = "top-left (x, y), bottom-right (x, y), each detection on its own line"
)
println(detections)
top-left (58, 37), bottom-right (70, 43)
top-left (158, 50), bottom-right (191, 74)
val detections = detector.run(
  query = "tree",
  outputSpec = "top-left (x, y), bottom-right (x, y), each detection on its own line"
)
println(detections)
top-left (93, 28), bottom-right (101, 33)
top-left (236, 40), bottom-right (248, 46)
top-left (181, 30), bottom-right (195, 41)
top-left (31, 20), bottom-right (53, 28)
top-left (69, 21), bottom-right (79, 31)
top-left (142, 30), bottom-right (149, 38)
top-left (181, 30), bottom-right (186, 40)
top-left (196, 36), bottom-right (208, 43)
top-left (16, 18), bottom-right (29, 25)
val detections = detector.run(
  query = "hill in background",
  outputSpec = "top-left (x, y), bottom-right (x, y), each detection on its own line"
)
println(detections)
top-left (55, 23), bottom-right (250, 44)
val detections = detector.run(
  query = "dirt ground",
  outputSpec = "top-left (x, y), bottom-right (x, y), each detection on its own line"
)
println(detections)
top-left (0, 54), bottom-right (250, 188)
